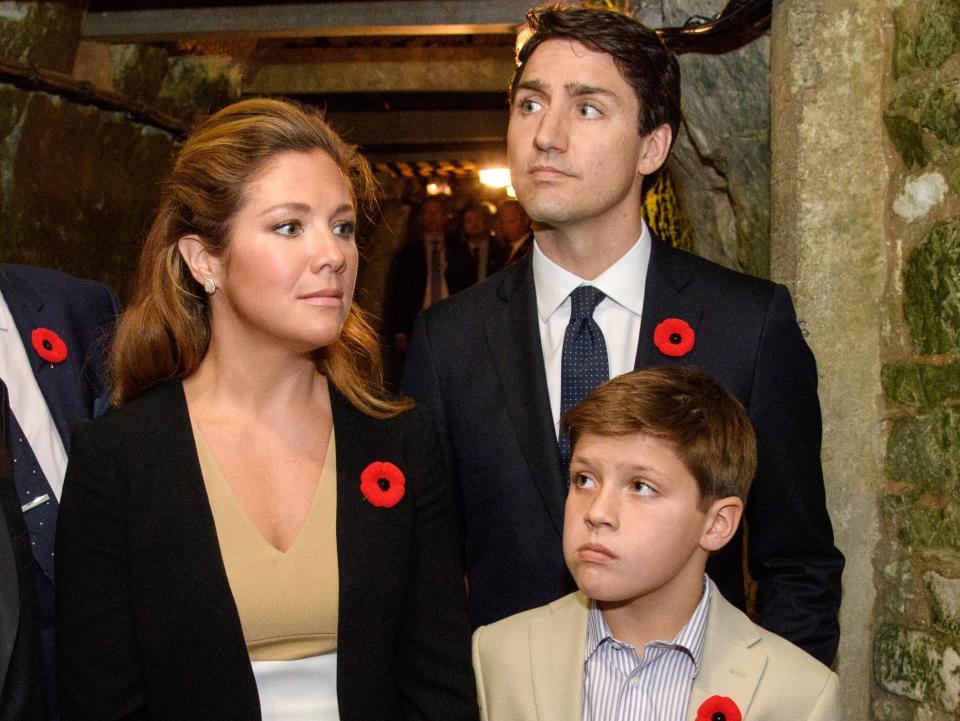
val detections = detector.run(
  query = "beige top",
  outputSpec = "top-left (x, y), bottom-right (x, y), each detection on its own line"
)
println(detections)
top-left (193, 425), bottom-right (339, 661)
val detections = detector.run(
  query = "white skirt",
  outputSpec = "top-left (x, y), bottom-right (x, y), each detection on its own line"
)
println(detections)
top-left (251, 653), bottom-right (339, 721)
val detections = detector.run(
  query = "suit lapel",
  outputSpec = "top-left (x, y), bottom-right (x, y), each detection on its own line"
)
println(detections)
top-left (635, 236), bottom-right (705, 370)
top-left (0, 383), bottom-right (17, 692)
top-left (687, 587), bottom-right (766, 721)
top-left (0, 267), bottom-right (84, 448)
top-left (529, 593), bottom-right (588, 721)
top-left (485, 259), bottom-right (566, 535)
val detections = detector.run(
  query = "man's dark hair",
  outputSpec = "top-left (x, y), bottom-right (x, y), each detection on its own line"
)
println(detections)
top-left (510, 4), bottom-right (682, 142)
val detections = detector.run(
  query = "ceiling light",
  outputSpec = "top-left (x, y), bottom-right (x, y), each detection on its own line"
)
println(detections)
top-left (479, 167), bottom-right (512, 188)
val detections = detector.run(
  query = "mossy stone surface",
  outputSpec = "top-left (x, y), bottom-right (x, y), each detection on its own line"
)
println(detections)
top-left (111, 45), bottom-right (170, 105)
top-left (0, 90), bottom-right (175, 300)
top-left (927, 572), bottom-right (960, 638)
top-left (949, 165), bottom-right (960, 196)
top-left (885, 114), bottom-right (928, 168)
top-left (903, 219), bottom-right (960, 355)
top-left (887, 408), bottom-right (960, 495)
top-left (0, 3), bottom-right (83, 72)
top-left (884, 492), bottom-right (960, 551)
top-left (156, 57), bottom-right (243, 124)
top-left (922, 83), bottom-right (960, 146)
top-left (874, 622), bottom-right (947, 704)
top-left (882, 363), bottom-right (960, 407)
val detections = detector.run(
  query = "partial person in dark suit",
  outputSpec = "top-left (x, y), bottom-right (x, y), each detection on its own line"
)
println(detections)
top-left (0, 380), bottom-right (45, 721)
top-left (460, 203), bottom-right (504, 284)
top-left (497, 200), bottom-right (533, 267)
top-left (384, 197), bottom-right (474, 353)
top-left (403, 5), bottom-right (843, 665)
top-left (0, 263), bottom-right (119, 720)
top-left (56, 98), bottom-right (476, 721)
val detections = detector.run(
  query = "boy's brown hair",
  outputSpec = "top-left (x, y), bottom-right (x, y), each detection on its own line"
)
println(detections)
top-left (561, 367), bottom-right (757, 508)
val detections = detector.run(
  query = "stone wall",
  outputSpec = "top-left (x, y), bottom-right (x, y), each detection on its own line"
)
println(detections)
top-left (0, 1), bottom-right (242, 301)
top-left (638, 0), bottom-right (771, 277)
top-left (773, 0), bottom-right (960, 717)
top-left (873, 1), bottom-right (960, 718)
top-left (770, 0), bottom-right (888, 717)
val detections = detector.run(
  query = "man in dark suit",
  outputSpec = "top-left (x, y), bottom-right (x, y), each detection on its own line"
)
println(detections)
top-left (0, 264), bottom-right (119, 719)
top-left (497, 200), bottom-right (533, 267)
top-left (384, 196), bottom-right (474, 376)
top-left (460, 203), bottom-right (505, 284)
top-left (403, 5), bottom-right (843, 665)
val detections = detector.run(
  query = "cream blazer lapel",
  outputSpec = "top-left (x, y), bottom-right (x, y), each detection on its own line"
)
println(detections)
top-left (687, 584), bottom-right (766, 720)
top-left (528, 593), bottom-right (588, 721)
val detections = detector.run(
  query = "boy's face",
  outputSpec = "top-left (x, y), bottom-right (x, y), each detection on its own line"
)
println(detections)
top-left (563, 432), bottom-right (730, 610)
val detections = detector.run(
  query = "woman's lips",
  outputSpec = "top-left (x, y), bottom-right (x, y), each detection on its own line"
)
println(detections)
top-left (299, 289), bottom-right (343, 306)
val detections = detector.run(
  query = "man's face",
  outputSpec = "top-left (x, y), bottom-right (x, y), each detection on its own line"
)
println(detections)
top-left (420, 200), bottom-right (446, 235)
top-left (507, 39), bottom-right (647, 235)
top-left (462, 210), bottom-right (488, 240)
top-left (563, 432), bottom-right (715, 611)
top-left (499, 204), bottom-right (531, 244)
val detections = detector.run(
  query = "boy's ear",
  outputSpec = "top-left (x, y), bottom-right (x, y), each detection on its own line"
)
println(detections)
top-left (177, 234), bottom-right (221, 287)
top-left (699, 496), bottom-right (744, 553)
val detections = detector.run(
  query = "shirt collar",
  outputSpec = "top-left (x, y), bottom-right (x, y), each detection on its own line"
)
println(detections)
top-left (584, 574), bottom-right (712, 674)
top-left (0, 289), bottom-right (12, 333)
top-left (532, 219), bottom-right (651, 323)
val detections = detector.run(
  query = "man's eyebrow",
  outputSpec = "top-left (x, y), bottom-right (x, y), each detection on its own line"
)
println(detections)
top-left (565, 83), bottom-right (612, 97)
top-left (515, 79), bottom-right (546, 94)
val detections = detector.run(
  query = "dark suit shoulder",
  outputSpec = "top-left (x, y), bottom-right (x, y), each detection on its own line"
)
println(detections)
top-left (0, 263), bottom-right (117, 306)
top-left (421, 260), bottom-right (523, 324)
top-left (75, 381), bottom-right (186, 448)
top-left (653, 241), bottom-right (778, 300)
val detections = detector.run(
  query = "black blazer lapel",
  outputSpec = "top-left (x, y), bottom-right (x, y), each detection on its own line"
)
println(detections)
top-left (635, 236), bottom-right (706, 369)
top-left (485, 258), bottom-right (566, 535)
top-left (0, 268), bottom-right (84, 449)
top-left (135, 383), bottom-right (257, 708)
top-left (331, 390), bottom-right (414, 719)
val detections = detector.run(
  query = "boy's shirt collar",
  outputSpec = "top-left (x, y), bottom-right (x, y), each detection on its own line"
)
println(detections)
top-left (584, 574), bottom-right (711, 676)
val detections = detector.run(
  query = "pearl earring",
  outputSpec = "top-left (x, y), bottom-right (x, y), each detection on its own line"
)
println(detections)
top-left (203, 277), bottom-right (217, 295)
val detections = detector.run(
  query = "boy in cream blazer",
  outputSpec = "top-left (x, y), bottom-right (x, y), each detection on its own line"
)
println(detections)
top-left (472, 368), bottom-right (839, 721)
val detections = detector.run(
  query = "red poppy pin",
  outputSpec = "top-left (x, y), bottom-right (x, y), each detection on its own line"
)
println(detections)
top-left (653, 317), bottom-right (695, 358)
top-left (31, 327), bottom-right (68, 364)
top-left (696, 695), bottom-right (742, 721)
top-left (360, 461), bottom-right (406, 508)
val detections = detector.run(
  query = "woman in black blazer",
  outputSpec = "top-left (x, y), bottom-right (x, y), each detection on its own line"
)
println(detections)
top-left (55, 99), bottom-right (477, 721)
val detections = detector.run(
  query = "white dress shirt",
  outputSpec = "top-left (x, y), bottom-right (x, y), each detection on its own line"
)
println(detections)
top-left (0, 289), bottom-right (68, 499)
top-left (532, 222), bottom-right (652, 436)
top-left (421, 232), bottom-right (450, 309)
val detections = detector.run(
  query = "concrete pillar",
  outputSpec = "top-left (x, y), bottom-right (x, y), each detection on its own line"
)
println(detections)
top-left (770, 0), bottom-right (889, 717)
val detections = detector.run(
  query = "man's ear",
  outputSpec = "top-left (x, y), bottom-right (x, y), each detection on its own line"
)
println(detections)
top-left (636, 124), bottom-right (672, 177)
top-left (699, 496), bottom-right (743, 553)
top-left (177, 234), bottom-right (220, 287)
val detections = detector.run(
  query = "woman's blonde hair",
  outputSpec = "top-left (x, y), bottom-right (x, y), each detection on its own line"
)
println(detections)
top-left (111, 97), bottom-right (410, 417)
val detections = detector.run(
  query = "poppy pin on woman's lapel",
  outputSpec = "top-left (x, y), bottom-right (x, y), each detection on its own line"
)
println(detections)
top-left (360, 461), bottom-right (406, 508)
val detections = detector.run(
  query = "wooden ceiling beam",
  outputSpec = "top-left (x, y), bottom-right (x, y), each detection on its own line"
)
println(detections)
top-left (246, 47), bottom-right (515, 94)
top-left (83, 1), bottom-right (534, 42)
top-left (325, 109), bottom-right (507, 147)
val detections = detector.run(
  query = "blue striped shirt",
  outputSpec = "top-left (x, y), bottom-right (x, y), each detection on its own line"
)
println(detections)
top-left (581, 577), bottom-right (711, 721)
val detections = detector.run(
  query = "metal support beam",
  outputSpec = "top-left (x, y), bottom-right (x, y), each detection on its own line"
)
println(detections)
top-left (83, 1), bottom-right (533, 42)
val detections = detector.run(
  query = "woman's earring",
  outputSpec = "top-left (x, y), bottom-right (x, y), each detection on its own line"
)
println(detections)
top-left (203, 277), bottom-right (217, 295)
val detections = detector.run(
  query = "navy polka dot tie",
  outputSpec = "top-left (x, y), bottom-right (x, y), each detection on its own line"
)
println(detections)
top-left (559, 285), bottom-right (609, 478)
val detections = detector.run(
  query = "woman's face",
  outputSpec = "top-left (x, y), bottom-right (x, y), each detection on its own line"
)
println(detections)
top-left (209, 148), bottom-right (358, 355)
